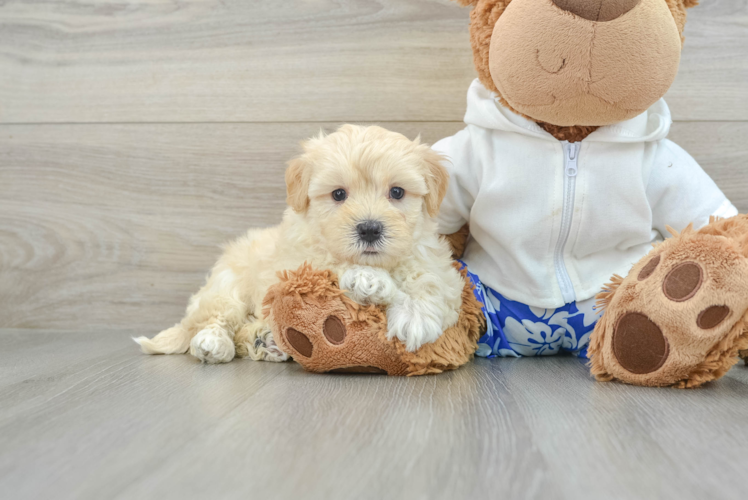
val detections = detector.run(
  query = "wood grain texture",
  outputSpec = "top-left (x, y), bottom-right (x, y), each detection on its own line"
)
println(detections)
top-left (1, 1), bottom-right (746, 498)
top-left (0, 0), bottom-right (746, 124)
top-left (2, 121), bottom-right (746, 332)
top-left (0, 330), bottom-right (746, 500)
top-left (0, 121), bottom-right (464, 333)
top-left (498, 356), bottom-right (748, 499)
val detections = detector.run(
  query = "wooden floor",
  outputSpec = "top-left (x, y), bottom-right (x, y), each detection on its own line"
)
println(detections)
top-left (2, 0), bottom-right (748, 498)
top-left (0, 330), bottom-right (746, 500)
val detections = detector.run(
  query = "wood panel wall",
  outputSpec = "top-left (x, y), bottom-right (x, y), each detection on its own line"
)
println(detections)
top-left (1, 0), bottom-right (746, 333)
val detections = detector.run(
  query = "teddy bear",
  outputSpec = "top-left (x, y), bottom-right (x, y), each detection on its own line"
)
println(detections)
top-left (266, 0), bottom-right (748, 386)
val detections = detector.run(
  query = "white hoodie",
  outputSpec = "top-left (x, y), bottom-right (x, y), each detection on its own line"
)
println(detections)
top-left (434, 79), bottom-right (737, 309)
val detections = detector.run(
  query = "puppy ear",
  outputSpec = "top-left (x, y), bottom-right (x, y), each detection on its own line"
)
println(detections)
top-left (422, 149), bottom-right (450, 217)
top-left (285, 156), bottom-right (312, 213)
top-left (683, 0), bottom-right (698, 8)
top-left (453, 0), bottom-right (479, 5)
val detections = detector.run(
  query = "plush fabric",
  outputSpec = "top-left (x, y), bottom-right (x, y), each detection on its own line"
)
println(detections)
top-left (461, 262), bottom-right (602, 357)
top-left (264, 264), bottom-right (485, 376)
top-left (589, 216), bottom-right (748, 388)
top-left (489, 0), bottom-right (682, 126)
top-left (433, 80), bottom-right (737, 309)
top-left (441, 0), bottom-right (748, 387)
top-left (552, 0), bottom-right (640, 22)
top-left (458, 0), bottom-right (696, 138)
top-left (537, 123), bottom-right (600, 143)
top-left (444, 223), bottom-right (470, 259)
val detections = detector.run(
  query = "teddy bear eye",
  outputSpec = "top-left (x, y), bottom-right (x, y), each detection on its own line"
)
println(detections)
top-left (390, 187), bottom-right (405, 200)
top-left (331, 189), bottom-right (347, 202)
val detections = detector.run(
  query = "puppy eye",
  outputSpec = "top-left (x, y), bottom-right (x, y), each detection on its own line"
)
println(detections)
top-left (332, 189), bottom-right (347, 202)
top-left (389, 187), bottom-right (405, 200)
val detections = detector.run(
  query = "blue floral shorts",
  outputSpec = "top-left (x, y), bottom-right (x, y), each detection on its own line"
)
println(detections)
top-left (460, 262), bottom-right (604, 359)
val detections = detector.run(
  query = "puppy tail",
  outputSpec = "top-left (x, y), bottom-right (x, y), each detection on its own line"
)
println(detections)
top-left (133, 324), bottom-right (191, 355)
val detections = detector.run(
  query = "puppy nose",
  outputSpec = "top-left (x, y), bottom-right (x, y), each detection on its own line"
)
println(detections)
top-left (552, 0), bottom-right (639, 21)
top-left (356, 220), bottom-right (383, 244)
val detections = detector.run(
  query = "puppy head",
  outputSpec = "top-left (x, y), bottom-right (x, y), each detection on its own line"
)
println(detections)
top-left (285, 125), bottom-right (448, 267)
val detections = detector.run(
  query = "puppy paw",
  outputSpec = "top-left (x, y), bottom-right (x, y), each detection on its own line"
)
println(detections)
top-left (252, 331), bottom-right (290, 363)
top-left (386, 295), bottom-right (445, 352)
top-left (235, 321), bottom-right (290, 363)
top-left (190, 325), bottom-right (236, 364)
top-left (340, 266), bottom-right (397, 305)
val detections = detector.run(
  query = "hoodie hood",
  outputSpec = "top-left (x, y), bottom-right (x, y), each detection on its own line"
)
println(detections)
top-left (463, 79), bottom-right (672, 143)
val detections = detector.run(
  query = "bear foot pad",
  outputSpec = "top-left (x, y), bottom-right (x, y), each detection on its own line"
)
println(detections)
top-left (590, 220), bottom-right (748, 388)
top-left (280, 310), bottom-right (407, 375)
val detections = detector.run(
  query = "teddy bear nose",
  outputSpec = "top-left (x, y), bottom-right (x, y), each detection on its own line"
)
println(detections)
top-left (357, 220), bottom-right (383, 244)
top-left (552, 0), bottom-right (640, 21)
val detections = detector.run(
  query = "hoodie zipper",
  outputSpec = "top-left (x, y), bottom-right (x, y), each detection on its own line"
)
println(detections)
top-left (554, 141), bottom-right (579, 304)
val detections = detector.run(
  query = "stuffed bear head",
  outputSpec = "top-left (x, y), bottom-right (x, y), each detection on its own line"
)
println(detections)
top-left (454, 0), bottom-right (698, 140)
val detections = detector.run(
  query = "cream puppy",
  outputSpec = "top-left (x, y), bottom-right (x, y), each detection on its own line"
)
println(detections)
top-left (135, 125), bottom-right (464, 363)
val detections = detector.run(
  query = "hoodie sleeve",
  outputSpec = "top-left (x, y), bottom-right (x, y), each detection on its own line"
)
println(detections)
top-left (647, 139), bottom-right (738, 236)
top-left (431, 127), bottom-right (480, 235)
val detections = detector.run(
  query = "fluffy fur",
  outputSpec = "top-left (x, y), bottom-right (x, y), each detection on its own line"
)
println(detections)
top-left (135, 125), bottom-right (464, 363)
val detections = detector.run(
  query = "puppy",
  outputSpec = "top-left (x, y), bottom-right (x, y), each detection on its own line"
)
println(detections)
top-left (134, 125), bottom-right (465, 363)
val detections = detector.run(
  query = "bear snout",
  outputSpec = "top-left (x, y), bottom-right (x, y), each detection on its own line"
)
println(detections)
top-left (551, 0), bottom-right (641, 22)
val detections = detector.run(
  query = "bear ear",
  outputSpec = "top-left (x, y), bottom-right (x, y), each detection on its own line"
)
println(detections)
top-left (683, 0), bottom-right (699, 7)
top-left (453, 0), bottom-right (480, 6)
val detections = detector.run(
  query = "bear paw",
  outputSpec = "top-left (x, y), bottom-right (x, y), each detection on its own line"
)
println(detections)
top-left (589, 221), bottom-right (748, 388)
top-left (263, 265), bottom-right (412, 375)
top-left (261, 263), bottom-right (485, 377)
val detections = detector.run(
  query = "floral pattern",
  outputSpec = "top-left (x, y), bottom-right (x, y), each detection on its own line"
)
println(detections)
top-left (460, 262), bottom-right (603, 359)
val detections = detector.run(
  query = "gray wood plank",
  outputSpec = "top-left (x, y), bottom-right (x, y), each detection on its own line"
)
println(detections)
top-left (666, 0), bottom-right (748, 120)
top-left (0, 121), bottom-right (464, 333)
top-left (2, 121), bottom-right (746, 332)
top-left (0, 329), bottom-right (138, 388)
top-left (1, 0), bottom-right (746, 497)
top-left (0, 0), bottom-right (745, 124)
top-left (668, 121), bottom-right (748, 210)
top-left (496, 356), bottom-right (748, 500)
top-left (0, 0), bottom-right (476, 123)
top-left (1, 330), bottom-right (746, 500)
top-left (0, 331), bottom-right (291, 500)
top-left (0, 330), bottom-right (550, 500)
top-left (115, 359), bottom-right (551, 500)
top-left (726, 358), bottom-right (748, 384)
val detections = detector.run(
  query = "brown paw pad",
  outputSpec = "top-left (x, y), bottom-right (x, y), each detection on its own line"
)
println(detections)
top-left (284, 314), bottom-right (348, 358)
top-left (323, 316), bottom-right (346, 345)
top-left (637, 254), bottom-right (660, 281)
top-left (613, 312), bottom-right (669, 375)
top-left (696, 305), bottom-right (730, 330)
top-left (286, 328), bottom-right (314, 358)
top-left (663, 262), bottom-right (702, 302)
top-left (268, 285), bottom-right (410, 375)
